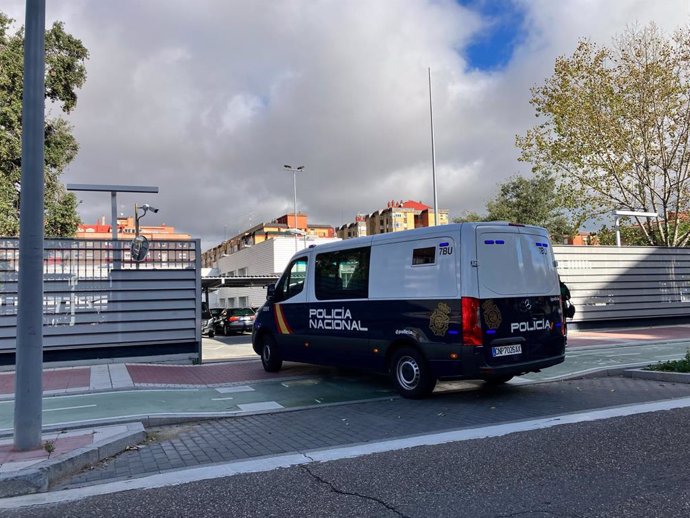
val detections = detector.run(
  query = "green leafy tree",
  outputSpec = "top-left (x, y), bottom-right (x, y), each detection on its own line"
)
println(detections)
top-left (452, 210), bottom-right (485, 223)
top-left (595, 222), bottom-right (648, 246)
top-left (517, 23), bottom-right (690, 246)
top-left (0, 12), bottom-right (87, 237)
top-left (484, 173), bottom-right (574, 241)
top-left (451, 174), bottom-right (573, 240)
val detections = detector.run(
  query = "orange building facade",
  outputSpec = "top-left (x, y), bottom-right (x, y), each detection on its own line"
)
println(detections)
top-left (76, 216), bottom-right (191, 241)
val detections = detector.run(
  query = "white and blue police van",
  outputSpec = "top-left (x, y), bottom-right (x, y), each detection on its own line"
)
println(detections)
top-left (252, 222), bottom-right (566, 398)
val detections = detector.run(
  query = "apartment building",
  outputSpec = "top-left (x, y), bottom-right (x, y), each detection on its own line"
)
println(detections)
top-left (336, 200), bottom-right (449, 239)
top-left (210, 234), bottom-right (340, 308)
top-left (202, 213), bottom-right (335, 268)
top-left (202, 213), bottom-right (338, 308)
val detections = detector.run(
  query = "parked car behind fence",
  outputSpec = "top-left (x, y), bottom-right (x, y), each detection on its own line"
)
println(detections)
top-left (215, 307), bottom-right (255, 335)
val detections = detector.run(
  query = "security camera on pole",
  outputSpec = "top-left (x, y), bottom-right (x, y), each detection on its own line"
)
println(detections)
top-left (132, 203), bottom-right (158, 262)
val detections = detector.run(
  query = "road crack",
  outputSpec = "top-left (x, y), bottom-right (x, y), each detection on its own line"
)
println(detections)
top-left (301, 454), bottom-right (409, 517)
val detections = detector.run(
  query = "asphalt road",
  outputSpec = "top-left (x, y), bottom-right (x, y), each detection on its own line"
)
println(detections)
top-left (6, 406), bottom-right (690, 517)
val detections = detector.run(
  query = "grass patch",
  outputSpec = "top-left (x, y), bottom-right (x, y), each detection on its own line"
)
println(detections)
top-left (648, 350), bottom-right (690, 373)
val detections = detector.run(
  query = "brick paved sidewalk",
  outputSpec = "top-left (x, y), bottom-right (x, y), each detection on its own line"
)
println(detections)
top-left (567, 324), bottom-right (690, 347)
top-left (0, 361), bottom-right (322, 398)
top-left (0, 325), bottom-right (689, 398)
top-left (0, 423), bottom-right (145, 497)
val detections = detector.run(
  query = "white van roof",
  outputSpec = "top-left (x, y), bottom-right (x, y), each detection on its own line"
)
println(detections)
top-left (300, 222), bottom-right (550, 256)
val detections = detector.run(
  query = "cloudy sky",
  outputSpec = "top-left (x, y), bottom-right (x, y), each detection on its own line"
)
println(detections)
top-left (4, 0), bottom-right (689, 250)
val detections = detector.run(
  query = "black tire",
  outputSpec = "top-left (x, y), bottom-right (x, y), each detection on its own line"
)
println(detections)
top-left (208, 330), bottom-right (215, 338)
top-left (389, 347), bottom-right (436, 399)
top-left (260, 334), bottom-right (282, 372)
top-left (483, 374), bottom-right (514, 385)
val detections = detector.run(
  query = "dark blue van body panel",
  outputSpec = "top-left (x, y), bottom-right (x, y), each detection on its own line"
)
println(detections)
top-left (253, 294), bottom-right (565, 380)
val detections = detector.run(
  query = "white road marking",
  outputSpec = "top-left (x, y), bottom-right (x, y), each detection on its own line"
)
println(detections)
top-left (215, 386), bottom-right (254, 393)
top-left (44, 404), bottom-right (97, 412)
top-left (2, 397), bottom-right (690, 509)
top-left (211, 397), bottom-right (234, 401)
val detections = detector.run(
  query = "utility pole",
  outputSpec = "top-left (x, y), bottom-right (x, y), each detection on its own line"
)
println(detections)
top-left (14, 0), bottom-right (46, 451)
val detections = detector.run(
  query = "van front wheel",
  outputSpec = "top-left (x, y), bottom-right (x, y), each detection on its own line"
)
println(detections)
top-left (260, 334), bottom-right (282, 373)
top-left (390, 348), bottom-right (436, 399)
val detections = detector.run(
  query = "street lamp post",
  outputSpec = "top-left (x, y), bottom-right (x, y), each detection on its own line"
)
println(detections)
top-left (428, 67), bottom-right (439, 226)
top-left (283, 165), bottom-right (305, 252)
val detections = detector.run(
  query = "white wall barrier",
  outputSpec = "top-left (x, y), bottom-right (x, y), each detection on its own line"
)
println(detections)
top-left (554, 245), bottom-right (690, 324)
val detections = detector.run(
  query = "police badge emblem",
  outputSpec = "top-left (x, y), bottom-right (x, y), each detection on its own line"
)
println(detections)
top-left (482, 300), bottom-right (502, 329)
top-left (429, 302), bottom-right (451, 336)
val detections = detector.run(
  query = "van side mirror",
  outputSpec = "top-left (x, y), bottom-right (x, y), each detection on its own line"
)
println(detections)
top-left (266, 283), bottom-right (276, 301)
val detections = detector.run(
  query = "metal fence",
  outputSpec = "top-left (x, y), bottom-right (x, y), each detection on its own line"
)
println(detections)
top-left (0, 238), bottom-right (201, 361)
top-left (554, 245), bottom-right (690, 325)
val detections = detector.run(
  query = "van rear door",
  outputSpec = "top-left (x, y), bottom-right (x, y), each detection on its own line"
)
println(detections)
top-left (474, 226), bottom-right (563, 365)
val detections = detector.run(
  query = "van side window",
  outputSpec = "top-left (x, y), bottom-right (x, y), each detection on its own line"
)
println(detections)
top-left (315, 247), bottom-right (370, 300)
top-left (412, 246), bottom-right (435, 265)
top-left (274, 257), bottom-right (308, 301)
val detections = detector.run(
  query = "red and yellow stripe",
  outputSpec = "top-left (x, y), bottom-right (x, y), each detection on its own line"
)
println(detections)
top-left (274, 304), bottom-right (292, 334)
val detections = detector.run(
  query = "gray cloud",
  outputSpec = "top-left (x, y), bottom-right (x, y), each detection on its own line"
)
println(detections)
top-left (4, 0), bottom-right (688, 249)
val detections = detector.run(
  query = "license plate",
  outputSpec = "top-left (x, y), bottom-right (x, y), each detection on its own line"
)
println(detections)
top-left (492, 344), bottom-right (522, 357)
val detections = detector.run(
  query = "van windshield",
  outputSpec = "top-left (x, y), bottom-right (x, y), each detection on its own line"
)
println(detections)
top-left (477, 231), bottom-right (557, 296)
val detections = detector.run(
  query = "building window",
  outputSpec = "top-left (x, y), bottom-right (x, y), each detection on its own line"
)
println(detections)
top-left (239, 296), bottom-right (248, 307)
top-left (412, 247), bottom-right (435, 265)
top-left (315, 247), bottom-right (370, 300)
top-left (219, 298), bottom-right (226, 307)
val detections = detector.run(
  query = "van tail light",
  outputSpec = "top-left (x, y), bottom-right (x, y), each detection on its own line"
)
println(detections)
top-left (461, 297), bottom-right (483, 346)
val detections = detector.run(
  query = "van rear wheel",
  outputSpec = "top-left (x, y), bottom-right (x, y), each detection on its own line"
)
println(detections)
top-left (260, 334), bottom-right (282, 373)
top-left (390, 347), bottom-right (436, 399)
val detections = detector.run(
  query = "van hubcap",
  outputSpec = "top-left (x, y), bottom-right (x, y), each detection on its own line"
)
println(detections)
top-left (262, 343), bottom-right (271, 362)
top-left (396, 356), bottom-right (420, 390)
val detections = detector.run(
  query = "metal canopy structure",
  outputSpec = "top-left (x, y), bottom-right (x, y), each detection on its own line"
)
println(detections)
top-left (202, 275), bottom-right (280, 291)
top-left (200, 275), bottom-right (280, 308)
top-left (66, 183), bottom-right (159, 241)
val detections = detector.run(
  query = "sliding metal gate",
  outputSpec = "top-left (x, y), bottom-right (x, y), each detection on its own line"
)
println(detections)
top-left (0, 238), bottom-right (201, 363)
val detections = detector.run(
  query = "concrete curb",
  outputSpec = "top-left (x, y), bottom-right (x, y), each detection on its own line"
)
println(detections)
top-left (624, 369), bottom-right (690, 384)
top-left (0, 422), bottom-right (145, 498)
